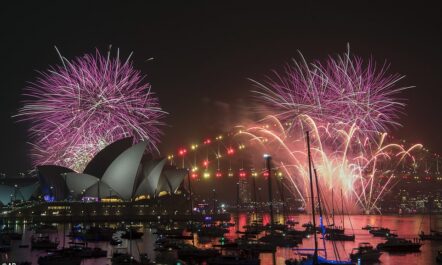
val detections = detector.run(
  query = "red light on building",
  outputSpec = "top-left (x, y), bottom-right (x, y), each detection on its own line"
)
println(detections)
top-left (203, 138), bottom-right (212, 145)
top-left (203, 160), bottom-right (209, 168)
top-left (191, 172), bottom-right (198, 179)
top-left (263, 171), bottom-right (270, 177)
top-left (227, 147), bottom-right (235, 155)
top-left (215, 170), bottom-right (222, 178)
top-left (239, 170), bottom-right (247, 178)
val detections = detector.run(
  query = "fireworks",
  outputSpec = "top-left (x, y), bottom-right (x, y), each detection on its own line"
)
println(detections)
top-left (16, 48), bottom-right (166, 171)
top-left (242, 46), bottom-right (420, 213)
top-left (236, 115), bottom-right (422, 213)
top-left (251, 45), bottom-right (412, 138)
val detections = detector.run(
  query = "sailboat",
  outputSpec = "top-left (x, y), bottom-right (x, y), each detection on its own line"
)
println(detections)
top-left (325, 189), bottom-right (355, 241)
top-left (419, 200), bottom-right (442, 241)
top-left (258, 155), bottom-right (301, 247)
top-left (286, 131), bottom-right (354, 265)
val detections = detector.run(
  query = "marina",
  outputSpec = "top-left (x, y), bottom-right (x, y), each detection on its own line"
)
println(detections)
top-left (1, 214), bottom-right (441, 264)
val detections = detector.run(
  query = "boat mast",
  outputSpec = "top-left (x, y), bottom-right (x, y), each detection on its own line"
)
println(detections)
top-left (265, 154), bottom-right (274, 231)
top-left (331, 188), bottom-right (335, 227)
top-left (252, 174), bottom-right (258, 220)
top-left (63, 174), bottom-right (67, 249)
top-left (187, 170), bottom-right (195, 246)
top-left (313, 167), bottom-right (327, 258)
top-left (428, 198), bottom-right (432, 233)
top-left (236, 177), bottom-right (240, 236)
top-left (278, 176), bottom-right (287, 223)
top-left (341, 189), bottom-right (344, 229)
top-left (306, 131), bottom-right (318, 265)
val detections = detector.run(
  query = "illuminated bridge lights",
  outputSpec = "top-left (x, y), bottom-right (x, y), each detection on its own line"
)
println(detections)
top-left (178, 148), bottom-right (187, 156)
top-left (227, 169), bottom-right (234, 177)
top-left (239, 170), bottom-right (247, 178)
top-left (203, 138), bottom-right (212, 145)
top-left (215, 170), bottom-right (222, 178)
top-left (191, 144), bottom-right (199, 150)
top-left (191, 172), bottom-right (199, 179)
top-left (227, 147), bottom-right (235, 155)
top-left (203, 159), bottom-right (209, 168)
top-left (203, 171), bottom-right (211, 179)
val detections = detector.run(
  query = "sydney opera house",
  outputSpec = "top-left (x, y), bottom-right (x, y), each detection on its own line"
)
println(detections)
top-left (0, 138), bottom-right (222, 222)
top-left (36, 137), bottom-right (188, 202)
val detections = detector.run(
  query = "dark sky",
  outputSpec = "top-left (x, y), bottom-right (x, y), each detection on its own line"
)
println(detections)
top-left (1, 2), bottom-right (441, 173)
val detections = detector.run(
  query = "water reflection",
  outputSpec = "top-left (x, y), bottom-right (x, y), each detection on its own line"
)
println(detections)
top-left (1, 214), bottom-right (441, 265)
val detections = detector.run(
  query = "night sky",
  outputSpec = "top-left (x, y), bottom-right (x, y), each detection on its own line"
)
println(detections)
top-left (1, 2), bottom-right (441, 173)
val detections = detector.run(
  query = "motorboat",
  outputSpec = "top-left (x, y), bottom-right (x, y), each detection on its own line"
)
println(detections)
top-left (325, 232), bottom-right (355, 241)
top-left (376, 237), bottom-right (422, 252)
top-left (286, 255), bottom-right (355, 265)
top-left (321, 225), bottom-right (345, 235)
top-left (31, 234), bottom-right (59, 250)
top-left (177, 244), bottom-right (220, 260)
top-left (55, 246), bottom-right (107, 258)
top-left (111, 253), bottom-right (151, 265)
top-left (266, 222), bottom-right (288, 231)
top-left (349, 242), bottom-right (382, 262)
top-left (284, 228), bottom-right (308, 238)
top-left (207, 254), bottom-right (260, 265)
top-left (236, 238), bottom-right (276, 253)
top-left (369, 227), bottom-right (396, 237)
top-left (121, 228), bottom-right (144, 239)
top-left (197, 226), bottom-right (228, 237)
top-left (259, 231), bottom-right (301, 247)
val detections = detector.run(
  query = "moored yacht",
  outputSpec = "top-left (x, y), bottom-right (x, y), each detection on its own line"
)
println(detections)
top-left (369, 227), bottom-right (396, 237)
top-left (325, 232), bottom-right (355, 241)
top-left (376, 237), bottom-right (422, 252)
top-left (349, 242), bottom-right (382, 262)
top-left (31, 234), bottom-right (59, 250)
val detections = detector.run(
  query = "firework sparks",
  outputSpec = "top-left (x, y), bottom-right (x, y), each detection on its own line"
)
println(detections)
top-left (243, 46), bottom-right (419, 213)
top-left (16, 48), bottom-right (167, 171)
top-left (251, 45), bottom-right (412, 139)
top-left (237, 115), bottom-right (421, 214)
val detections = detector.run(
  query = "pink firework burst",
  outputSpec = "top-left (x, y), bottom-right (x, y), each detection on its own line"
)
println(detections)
top-left (16, 48), bottom-right (167, 171)
top-left (251, 45), bottom-right (412, 137)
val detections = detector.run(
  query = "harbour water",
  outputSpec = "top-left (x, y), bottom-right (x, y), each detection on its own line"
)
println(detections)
top-left (1, 214), bottom-right (441, 265)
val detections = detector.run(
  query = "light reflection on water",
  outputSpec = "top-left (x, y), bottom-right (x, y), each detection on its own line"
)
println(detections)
top-left (2, 214), bottom-right (441, 265)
